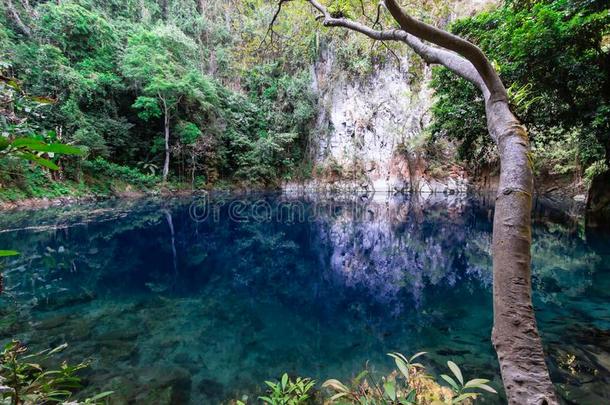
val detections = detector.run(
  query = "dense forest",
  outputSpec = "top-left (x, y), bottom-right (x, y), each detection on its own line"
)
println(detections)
top-left (1, 0), bottom-right (608, 202)
top-left (1, 1), bottom-right (610, 404)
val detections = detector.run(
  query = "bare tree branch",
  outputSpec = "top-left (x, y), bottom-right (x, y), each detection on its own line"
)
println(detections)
top-left (259, 0), bottom-right (293, 51)
top-left (383, 0), bottom-right (506, 103)
top-left (306, 0), bottom-right (489, 99)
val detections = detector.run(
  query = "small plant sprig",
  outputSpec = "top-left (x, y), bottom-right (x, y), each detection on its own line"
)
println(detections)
top-left (440, 361), bottom-right (498, 404)
top-left (258, 373), bottom-right (316, 405)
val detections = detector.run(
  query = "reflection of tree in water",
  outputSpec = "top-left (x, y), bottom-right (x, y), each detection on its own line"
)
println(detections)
top-left (0, 200), bottom-right (167, 310)
top-left (532, 225), bottom-right (599, 304)
top-left (1, 195), bottom-right (603, 314)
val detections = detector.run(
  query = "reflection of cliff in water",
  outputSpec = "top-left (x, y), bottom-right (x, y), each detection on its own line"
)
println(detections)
top-left (304, 194), bottom-right (494, 314)
top-left (0, 193), bottom-right (600, 315)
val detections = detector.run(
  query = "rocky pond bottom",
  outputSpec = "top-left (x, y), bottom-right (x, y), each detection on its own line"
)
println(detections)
top-left (0, 193), bottom-right (609, 404)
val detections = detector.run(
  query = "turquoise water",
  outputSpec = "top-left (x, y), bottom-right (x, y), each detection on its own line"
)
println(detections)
top-left (0, 193), bottom-right (608, 404)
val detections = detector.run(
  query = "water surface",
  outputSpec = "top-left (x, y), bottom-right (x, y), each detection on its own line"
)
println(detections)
top-left (0, 193), bottom-right (608, 404)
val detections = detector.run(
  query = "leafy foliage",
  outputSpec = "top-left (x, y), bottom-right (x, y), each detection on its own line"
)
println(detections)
top-left (430, 0), bottom-right (610, 181)
top-left (0, 340), bottom-right (113, 405)
top-left (1, 0), bottom-right (319, 194)
top-left (236, 353), bottom-right (497, 405)
top-left (258, 373), bottom-right (316, 405)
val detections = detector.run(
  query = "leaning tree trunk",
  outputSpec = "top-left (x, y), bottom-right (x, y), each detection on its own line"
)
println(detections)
top-left (486, 100), bottom-right (556, 405)
top-left (162, 102), bottom-right (171, 183)
top-left (281, 1), bottom-right (560, 403)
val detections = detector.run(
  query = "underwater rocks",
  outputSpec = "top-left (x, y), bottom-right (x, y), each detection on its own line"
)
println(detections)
top-left (94, 367), bottom-right (193, 405)
top-left (135, 366), bottom-right (192, 404)
top-left (35, 314), bottom-right (71, 330)
top-left (32, 290), bottom-right (96, 311)
top-left (197, 378), bottom-right (225, 401)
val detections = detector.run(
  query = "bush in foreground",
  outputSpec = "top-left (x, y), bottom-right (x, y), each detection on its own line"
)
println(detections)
top-left (233, 352), bottom-right (497, 405)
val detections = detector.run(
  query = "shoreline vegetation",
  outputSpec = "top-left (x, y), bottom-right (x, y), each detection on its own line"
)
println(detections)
top-left (1, 339), bottom-right (498, 405)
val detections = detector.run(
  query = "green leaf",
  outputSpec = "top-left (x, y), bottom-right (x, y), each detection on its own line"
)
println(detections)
top-left (409, 352), bottom-right (427, 362)
top-left (18, 152), bottom-right (60, 170)
top-left (322, 379), bottom-right (350, 393)
top-left (383, 381), bottom-right (396, 401)
top-left (11, 137), bottom-right (43, 148)
top-left (464, 378), bottom-right (489, 388)
top-left (447, 361), bottom-right (464, 385)
top-left (464, 378), bottom-right (489, 387)
top-left (29, 143), bottom-right (84, 155)
top-left (12, 138), bottom-right (83, 155)
top-left (0, 137), bottom-right (8, 151)
top-left (281, 373), bottom-right (288, 390)
top-left (452, 393), bottom-right (478, 403)
top-left (468, 383), bottom-right (497, 394)
top-left (0, 250), bottom-right (19, 257)
top-left (388, 352), bottom-right (411, 380)
top-left (48, 343), bottom-right (68, 355)
top-left (440, 374), bottom-right (459, 392)
top-left (329, 392), bottom-right (348, 401)
top-left (88, 391), bottom-right (114, 401)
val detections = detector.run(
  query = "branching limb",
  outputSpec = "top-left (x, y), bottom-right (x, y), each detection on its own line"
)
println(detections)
top-left (259, 0), bottom-right (293, 51)
top-left (306, 0), bottom-right (489, 99)
top-left (383, 0), bottom-right (506, 102)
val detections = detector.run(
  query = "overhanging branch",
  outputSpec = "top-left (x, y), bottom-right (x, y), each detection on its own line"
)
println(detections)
top-left (383, 0), bottom-right (505, 102)
top-left (306, 0), bottom-right (489, 99)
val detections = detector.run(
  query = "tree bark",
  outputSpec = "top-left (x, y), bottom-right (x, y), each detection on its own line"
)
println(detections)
top-left (292, 1), bottom-right (558, 403)
top-left (486, 100), bottom-right (556, 405)
top-left (162, 100), bottom-right (171, 183)
top-left (5, 0), bottom-right (31, 37)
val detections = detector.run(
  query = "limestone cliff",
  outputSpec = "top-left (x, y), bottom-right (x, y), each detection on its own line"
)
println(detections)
top-left (292, 0), bottom-right (497, 194)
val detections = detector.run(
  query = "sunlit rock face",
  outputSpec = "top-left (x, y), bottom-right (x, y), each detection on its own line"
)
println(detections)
top-left (303, 0), bottom-right (497, 193)
top-left (310, 49), bottom-right (435, 193)
top-left (306, 49), bottom-right (431, 191)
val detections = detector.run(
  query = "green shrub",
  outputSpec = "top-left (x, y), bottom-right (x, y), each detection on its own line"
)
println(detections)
top-left (235, 353), bottom-right (498, 405)
top-left (0, 340), bottom-right (113, 405)
top-left (81, 157), bottom-right (157, 189)
top-left (257, 374), bottom-right (316, 405)
top-left (584, 160), bottom-right (609, 187)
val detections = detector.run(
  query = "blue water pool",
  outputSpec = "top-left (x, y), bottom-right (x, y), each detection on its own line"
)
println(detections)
top-left (0, 193), bottom-right (608, 404)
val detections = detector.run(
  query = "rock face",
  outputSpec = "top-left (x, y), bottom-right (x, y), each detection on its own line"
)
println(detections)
top-left (309, 48), bottom-right (441, 193)
top-left (297, 0), bottom-right (497, 194)
top-left (586, 170), bottom-right (610, 228)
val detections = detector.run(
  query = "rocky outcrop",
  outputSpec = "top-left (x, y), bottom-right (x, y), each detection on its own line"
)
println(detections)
top-left (309, 48), bottom-right (446, 193)
top-left (586, 170), bottom-right (610, 229)
top-left (294, 0), bottom-right (498, 194)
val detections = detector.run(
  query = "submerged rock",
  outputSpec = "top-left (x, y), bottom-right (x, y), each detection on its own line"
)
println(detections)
top-left (198, 378), bottom-right (225, 400)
